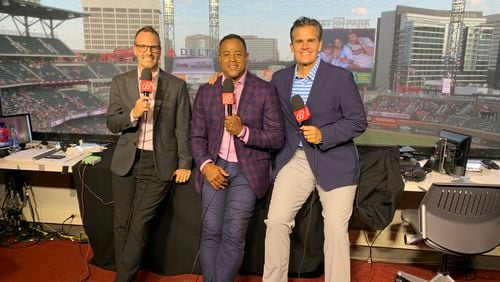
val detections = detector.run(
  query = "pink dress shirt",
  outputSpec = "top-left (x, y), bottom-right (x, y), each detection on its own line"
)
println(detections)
top-left (200, 72), bottom-right (250, 172)
top-left (130, 68), bottom-right (159, 151)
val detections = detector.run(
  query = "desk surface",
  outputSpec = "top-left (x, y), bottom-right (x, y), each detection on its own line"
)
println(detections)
top-left (405, 160), bottom-right (500, 192)
top-left (0, 148), bottom-right (91, 173)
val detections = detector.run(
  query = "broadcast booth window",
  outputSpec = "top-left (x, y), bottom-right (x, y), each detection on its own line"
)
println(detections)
top-left (0, 1), bottom-right (499, 158)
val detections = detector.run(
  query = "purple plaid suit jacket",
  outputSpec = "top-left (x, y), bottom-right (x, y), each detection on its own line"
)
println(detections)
top-left (190, 72), bottom-right (284, 198)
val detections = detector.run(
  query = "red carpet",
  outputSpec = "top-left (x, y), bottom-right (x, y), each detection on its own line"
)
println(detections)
top-left (0, 239), bottom-right (499, 281)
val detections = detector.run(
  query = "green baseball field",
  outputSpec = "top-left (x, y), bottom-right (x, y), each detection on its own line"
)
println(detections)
top-left (355, 128), bottom-right (438, 147)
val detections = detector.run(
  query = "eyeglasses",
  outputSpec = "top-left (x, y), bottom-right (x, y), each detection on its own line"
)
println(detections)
top-left (134, 43), bottom-right (161, 53)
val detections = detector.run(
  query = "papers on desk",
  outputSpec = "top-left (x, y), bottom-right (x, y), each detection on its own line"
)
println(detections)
top-left (4, 148), bottom-right (89, 165)
top-left (466, 159), bottom-right (482, 172)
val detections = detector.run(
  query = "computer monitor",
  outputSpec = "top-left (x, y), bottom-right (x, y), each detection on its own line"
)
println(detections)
top-left (0, 113), bottom-right (33, 150)
top-left (435, 129), bottom-right (471, 176)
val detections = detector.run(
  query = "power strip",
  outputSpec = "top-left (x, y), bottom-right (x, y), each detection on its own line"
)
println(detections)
top-left (83, 155), bottom-right (101, 165)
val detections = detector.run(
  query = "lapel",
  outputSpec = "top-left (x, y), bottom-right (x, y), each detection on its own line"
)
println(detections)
top-left (214, 77), bottom-right (226, 124)
top-left (237, 72), bottom-right (253, 118)
top-left (283, 65), bottom-right (299, 126)
top-left (153, 70), bottom-right (168, 127)
top-left (306, 60), bottom-right (327, 106)
top-left (126, 70), bottom-right (139, 107)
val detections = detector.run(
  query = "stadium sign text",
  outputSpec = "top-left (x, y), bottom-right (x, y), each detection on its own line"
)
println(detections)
top-left (180, 48), bottom-right (218, 57)
top-left (321, 18), bottom-right (371, 29)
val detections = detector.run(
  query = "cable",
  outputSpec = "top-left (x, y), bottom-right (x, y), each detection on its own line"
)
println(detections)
top-left (78, 235), bottom-right (92, 282)
top-left (193, 114), bottom-right (233, 282)
top-left (122, 110), bottom-right (150, 251)
top-left (27, 188), bottom-right (79, 240)
top-left (0, 172), bottom-right (47, 246)
top-left (296, 145), bottom-right (318, 280)
top-left (77, 162), bottom-right (93, 282)
top-left (192, 189), bottom-right (218, 282)
top-left (111, 102), bottom-right (158, 281)
top-left (60, 214), bottom-right (75, 235)
top-left (77, 162), bottom-right (113, 206)
top-left (353, 222), bottom-right (387, 282)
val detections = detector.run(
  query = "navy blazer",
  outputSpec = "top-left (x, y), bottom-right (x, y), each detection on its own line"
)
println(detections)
top-left (190, 72), bottom-right (284, 198)
top-left (271, 61), bottom-right (367, 190)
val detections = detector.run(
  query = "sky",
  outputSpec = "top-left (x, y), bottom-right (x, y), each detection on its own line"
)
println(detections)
top-left (2, 0), bottom-right (498, 61)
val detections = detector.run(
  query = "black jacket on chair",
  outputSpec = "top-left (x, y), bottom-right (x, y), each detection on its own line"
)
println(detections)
top-left (353, 147), bottom-right (404, 230)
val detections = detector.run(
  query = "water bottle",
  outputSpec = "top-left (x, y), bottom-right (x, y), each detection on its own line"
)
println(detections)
top-left (9, 126), bottom-right (20, 152)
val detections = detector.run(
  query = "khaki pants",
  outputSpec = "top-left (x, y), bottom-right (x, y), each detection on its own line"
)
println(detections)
top-left (263, 149), bottom-right (356, 282)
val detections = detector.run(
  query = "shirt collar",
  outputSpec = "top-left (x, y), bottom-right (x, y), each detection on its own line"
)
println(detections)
top-left (137, 68), bottom-right (159, 80)
top-left (222, 70), bottom-right (248, 89)
top-left (294, 56), bottom-right (320, 81)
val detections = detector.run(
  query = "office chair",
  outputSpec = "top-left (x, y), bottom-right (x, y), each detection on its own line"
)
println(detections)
top-left (396, 182), bottom-right (500, 282)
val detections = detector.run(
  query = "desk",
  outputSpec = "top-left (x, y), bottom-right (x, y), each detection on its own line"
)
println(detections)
top-left (0, 148), bottom-right (90, 173)
top-left (0, 148), bottom-right (92, 224)
top-left (405, 162), bottom-right (500, 192)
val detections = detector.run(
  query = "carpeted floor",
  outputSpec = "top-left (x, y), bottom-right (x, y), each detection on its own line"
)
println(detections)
top-left (0, 239), bottom-right (499, 281)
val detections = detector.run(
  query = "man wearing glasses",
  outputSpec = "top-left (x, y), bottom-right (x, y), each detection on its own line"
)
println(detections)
top-left (107, 26), bottom-right (192, 282)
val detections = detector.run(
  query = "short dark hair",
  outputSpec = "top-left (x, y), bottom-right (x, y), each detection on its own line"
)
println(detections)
top-left (134, 26), bottom-right (161, 45)
top-left (289, 17), bottom-right (323, 43)
top-left (219, 34), bottom-right (247, 53)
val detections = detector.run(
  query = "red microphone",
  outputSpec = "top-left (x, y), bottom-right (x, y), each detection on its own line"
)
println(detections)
top-left (140, 68), bottom-right (153, 119)
top-left (291, 95), bottom-right (311, 125)
top-left (140, 68), bottom-right (153, 97)
top-left (222, 78), bottom-right (235, 115)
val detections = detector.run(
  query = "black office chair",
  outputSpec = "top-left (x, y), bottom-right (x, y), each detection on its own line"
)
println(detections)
top-left (396, 182), bottom-right (500, 282)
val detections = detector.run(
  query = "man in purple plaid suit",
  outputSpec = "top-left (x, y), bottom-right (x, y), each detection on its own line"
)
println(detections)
top-left (190, 34), bottom-right (284, 282)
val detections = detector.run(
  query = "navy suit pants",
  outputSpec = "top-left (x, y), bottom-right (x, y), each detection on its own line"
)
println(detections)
top-left (200, 158), bottom-right (257, 282)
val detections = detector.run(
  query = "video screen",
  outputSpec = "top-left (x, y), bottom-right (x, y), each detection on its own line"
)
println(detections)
top-left (0, 113), bottom-right (33, 148)
top-left (321, 28), bottom-right (375, 85)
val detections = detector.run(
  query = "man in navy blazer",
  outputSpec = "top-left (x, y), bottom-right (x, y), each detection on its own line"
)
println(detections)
top-left (190, 34), bottom-right (284, 282)
top-left (263, 17), bottom-right (367, 282)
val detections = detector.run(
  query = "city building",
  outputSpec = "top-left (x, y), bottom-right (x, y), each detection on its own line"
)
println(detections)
top-left (184, 34), bottom-right (211, 57)
top-left (242, 36), bottom-right (279, 62)
top-left (486, 13), bottom-right (500, 89)
top-left (81, 0), bottom-right (163, 54)
top-left (374, 6), bottom-right (493, 92)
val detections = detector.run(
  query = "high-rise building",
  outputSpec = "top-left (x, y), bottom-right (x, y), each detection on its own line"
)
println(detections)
top-left (184, 34), bottom-right (210, 57)
top-left (81, 0), bottom-right (163, 54)
top-left (375, 6), bottom-right (492, 91)
top-left (486, 13), bottom-right (500, 89)
top-left (242, 36), bottom-right (279, 62)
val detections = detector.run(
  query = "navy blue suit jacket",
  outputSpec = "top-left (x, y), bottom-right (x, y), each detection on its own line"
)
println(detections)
top-left (271, 61), bottom-right (367, 190)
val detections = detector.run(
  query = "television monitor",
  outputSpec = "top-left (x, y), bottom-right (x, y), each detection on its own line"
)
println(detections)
top-left (435, 129), bottom-right (471, 176)
top-left (0, 113), bottom-right (33, 150)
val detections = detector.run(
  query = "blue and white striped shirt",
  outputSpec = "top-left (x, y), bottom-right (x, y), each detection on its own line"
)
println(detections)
top-left (292, 56), bottom-right (321, 103)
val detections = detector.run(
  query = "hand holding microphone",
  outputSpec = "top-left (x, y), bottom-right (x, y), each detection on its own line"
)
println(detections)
top-left (132, 96), bottom-right (152, 119)
top-left (224, 115), bottom-right (243, 136)
top-left (301, 125), bottom-right (322, 144)
top-left (291, 95), bottom-right (322, 145)
top-left (132, 68), bottom-right (153, 119)
top-left (222, 78), bottom-right (235, 116)
top-left (221, 79), bottom-right (243, 135)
